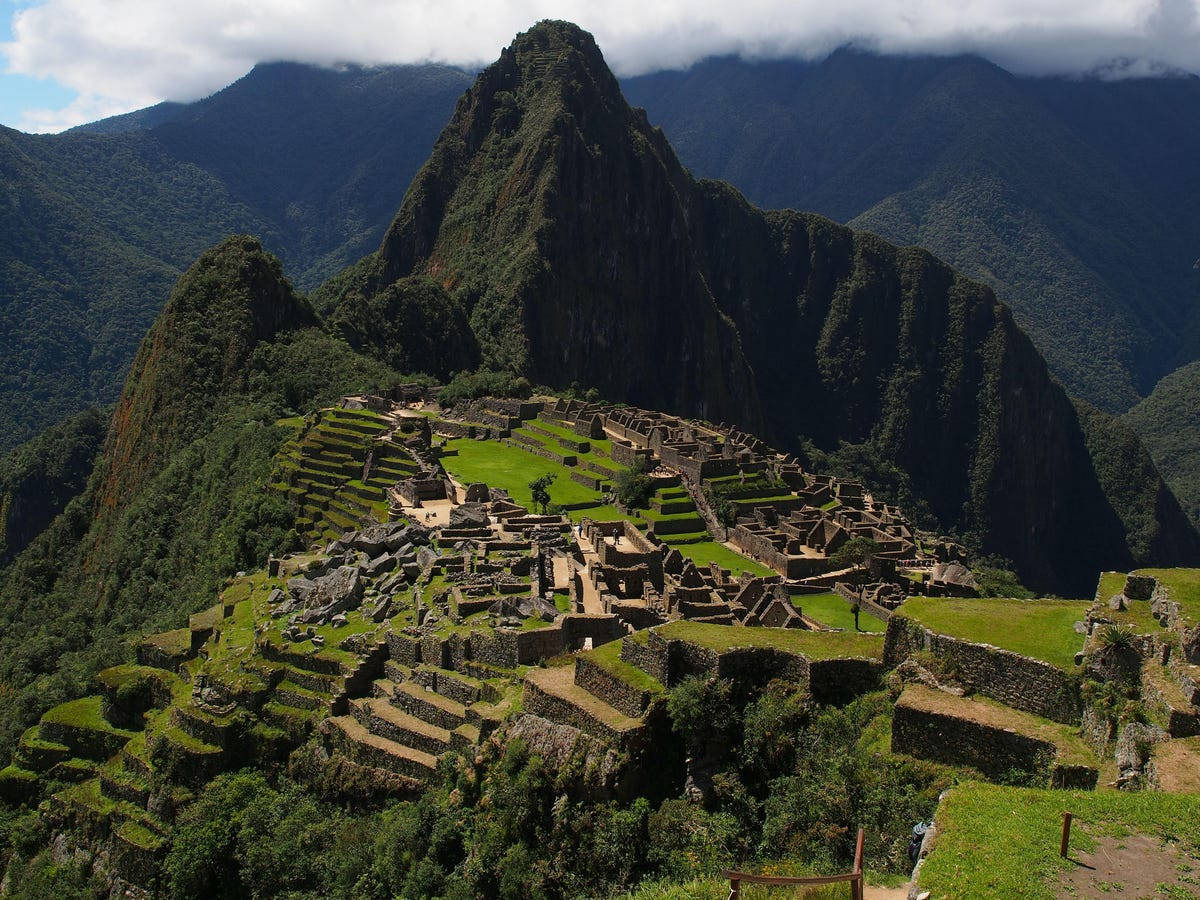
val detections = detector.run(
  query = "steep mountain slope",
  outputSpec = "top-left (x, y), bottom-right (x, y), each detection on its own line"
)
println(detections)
top-left (0, 407), bottom-right (108, 564)
top-left (1125, 359), bottom-right (1200, 524)
top-left (0, 62), bottom-right (471, 451)
top-left (0, 236), bottom-right (402, 756)
top-left (622, 53), bottom-right (1200, 411)
top-left (323, 21), bottom-right (1198, 593)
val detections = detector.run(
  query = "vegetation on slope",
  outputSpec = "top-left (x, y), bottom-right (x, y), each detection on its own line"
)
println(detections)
top-left (0, 62), bottom-right (471, 452)
top-left (1125, 359), bottom-right (1200, 525)
top-left (0, 407), bottom-right (108, 564)
top-left (0, 238), bottom-right (403, 762)
top-left (623, 52), bottom-right (1200, 412)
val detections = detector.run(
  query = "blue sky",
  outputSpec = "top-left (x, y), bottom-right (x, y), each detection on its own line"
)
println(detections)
top-left (0, 2), bottom-right (77, 130)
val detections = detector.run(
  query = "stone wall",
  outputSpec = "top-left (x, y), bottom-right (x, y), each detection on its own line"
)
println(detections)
top-left (574, 657), bottom-right (654, 718)
top-left (892, 700), bottom-right (1056, 782)
top-left (808, 658), bottom-right (884, 706)
top-left (621, 635), bottom-right (668, 683)
top-left (884, 616), bottom-right (1083, 724)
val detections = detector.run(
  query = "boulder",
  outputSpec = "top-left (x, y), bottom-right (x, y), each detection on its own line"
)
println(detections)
top-left (463, 482), bottom-right (490, 503)
top-left (371, 596), bottom-right (394, 623)
top-left (295, 566), bottom-right (364, 624)
top-left (330, 613), bottom-right (349, 629)
top-left (1123, 574), bottom-right (1157, 602)
top-left (347, 524), bottom-right (392, 556)
top-left (287, 576), bottom-right (318, 605)
top-left (450, 503), bottom-right (489, 528)
top-left (365, 553), bottom-right (398, 577)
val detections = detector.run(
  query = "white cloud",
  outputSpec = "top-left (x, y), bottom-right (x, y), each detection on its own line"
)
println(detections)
top-left (3, 0), bottom-right (1199, 132)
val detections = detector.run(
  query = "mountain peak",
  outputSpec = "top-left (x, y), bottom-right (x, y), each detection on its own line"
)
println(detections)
top-left (95, 236), bottom-right (313, 515)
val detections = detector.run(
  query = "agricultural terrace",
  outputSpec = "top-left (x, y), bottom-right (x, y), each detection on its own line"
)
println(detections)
top-left (438, 433), bottom-right (772, 577)
top-left (916, 782), bottom-right (1200, 899)
top-left (898, 596), bottom-right (1087, 670)
top-left (655, 621), bottom-right (884, 660)
top-left (793, 591), bottom-right (886, 632)
top-left (1137, 568), bottom-right (1200, 623)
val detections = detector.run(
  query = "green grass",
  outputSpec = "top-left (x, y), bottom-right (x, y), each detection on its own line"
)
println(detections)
top-left (569, 504), bottom-right (627, 523)
top-left (898, 596), bottom-right (1087, 670)
top-left (585, 640), bottom-right (664, 694)
top-left (917, 782), bottom-right (1200, 899)
top-left (792, 592), bottom-right (885, 632)
top-left (42, 696), bottom-right (134, 736)
top-left (671, 541), bottom-right (775, 578)
top-left (655, 621), bottom-right (883, 660)
top-left (553, 590), bottom-right (571, 613)
top-left (441, 438), bottom-right (602, 508)
top-left (1091, 570), bottom-right (1161, 632)
top-left (1137, 568), bottom-right (1200, 624)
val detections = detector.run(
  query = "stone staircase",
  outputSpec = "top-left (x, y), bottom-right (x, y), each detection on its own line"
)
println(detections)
top-left (522, 664), bottom-right (648, 751)
top-left (321, 660), bottom-right (511, 782)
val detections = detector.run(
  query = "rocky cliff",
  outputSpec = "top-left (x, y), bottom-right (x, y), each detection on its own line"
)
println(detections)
top-left (318, 21), bottom-right (1199, 593)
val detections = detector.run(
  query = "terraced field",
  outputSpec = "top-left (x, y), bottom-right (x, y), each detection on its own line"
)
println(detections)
top-left (271, 407), bottom-right (420, 545)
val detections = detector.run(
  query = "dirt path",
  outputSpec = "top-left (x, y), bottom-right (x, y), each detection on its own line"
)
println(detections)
top-left (573, 531), bottom-right (605, 615)
top-left (1059, 833), bottom-right (1200, 897)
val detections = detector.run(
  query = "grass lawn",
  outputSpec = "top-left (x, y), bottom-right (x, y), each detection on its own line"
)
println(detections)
top-left (899, 596), bottom-right (1087, 670)
top-left (917, 781), bottom-right (1200, 899)
top-left (793, 592), bottom-right (885, 632)
top-left (569, 504), bottom-right (626, 523)
top-left (42, 697), bottom-right (135, 737)
top-left (1091, 570), bottom-right (1161, 632)
top-left (585, 640), bottom-right (664, 694)
top-left (441, 439), bottom-right (602, 509)
top-left (656, 621), bottom-right (884, 660)
top-left (1137, 568), bottom-right (1200, 624)
top-left (673, 541), bottom-right (775, 578)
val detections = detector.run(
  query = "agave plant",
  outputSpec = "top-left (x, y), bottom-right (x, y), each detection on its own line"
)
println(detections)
top-left (1096, 623), bottom-right (1136, 651)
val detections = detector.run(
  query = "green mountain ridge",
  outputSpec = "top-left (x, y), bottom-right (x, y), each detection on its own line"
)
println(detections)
top-left (0, 235), bottom-right (404, 758)
top-left (0, 62), bottom-right (472, 451)
top-left (1125, 359), bottom-right (1200, 524)
top-left (622, 52), bottom-right (1200, 411)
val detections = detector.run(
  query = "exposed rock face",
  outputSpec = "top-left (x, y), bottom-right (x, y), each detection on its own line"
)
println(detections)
top-left (315, 20), bottom-right (1199, 593)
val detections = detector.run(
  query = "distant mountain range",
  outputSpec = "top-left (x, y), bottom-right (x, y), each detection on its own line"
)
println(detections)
top-left (3, 42), bottom-right (1199, 521)
top-left (0, 62), bottom-right (472, 449)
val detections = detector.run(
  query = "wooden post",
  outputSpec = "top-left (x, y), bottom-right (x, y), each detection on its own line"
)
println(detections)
top-left (1060, 812), bottom-right (1073, 858)
top-left (852, 827), bottom-right (865, 900)
top-left (727, 876), bottom-right (740, 900)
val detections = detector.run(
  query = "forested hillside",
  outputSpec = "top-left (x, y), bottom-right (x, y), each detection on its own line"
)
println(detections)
top-left (623, 52), bottom-right (1200, 412)
top-left (0, 62), bottom-right (471, 451)
top-left (1125, 359), bottom-right (1200, 524)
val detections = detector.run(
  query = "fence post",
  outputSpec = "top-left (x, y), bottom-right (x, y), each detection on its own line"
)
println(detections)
top-left (852, 827), bottom-right (865, 900)
top-left (728, 876), bottom-right (740, 900)
top-left (1060, 812), bottom-right (1073, 858)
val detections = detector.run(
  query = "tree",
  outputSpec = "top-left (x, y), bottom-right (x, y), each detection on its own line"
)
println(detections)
top-left (704, 484), bottom-right (738, 530)
top-left (529, 473), bottom-right (555, 514)
top-left (829, 536), bottom-right (880, 569)
top-left (614, 457), bottom-right (654, 510)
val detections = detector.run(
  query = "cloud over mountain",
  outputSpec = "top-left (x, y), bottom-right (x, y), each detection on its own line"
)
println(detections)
top-left (3, 0), bottom-right (1199, 131)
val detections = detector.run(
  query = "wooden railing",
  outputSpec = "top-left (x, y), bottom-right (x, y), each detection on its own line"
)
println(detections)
top-left (725, 828), bottom-right (864, 900)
